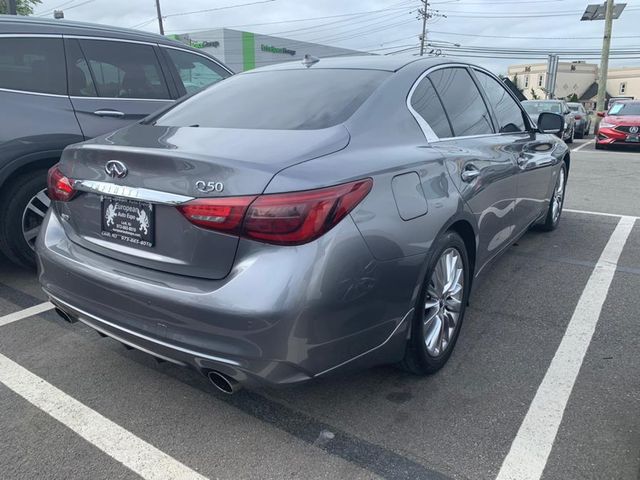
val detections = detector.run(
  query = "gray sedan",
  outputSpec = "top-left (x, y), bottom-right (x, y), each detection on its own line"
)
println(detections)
top-left (37, 56), bottom-right (569, 393)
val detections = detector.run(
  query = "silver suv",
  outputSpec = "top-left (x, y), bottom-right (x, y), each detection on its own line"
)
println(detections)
top-left (0, 15), bottom-right (232, 267)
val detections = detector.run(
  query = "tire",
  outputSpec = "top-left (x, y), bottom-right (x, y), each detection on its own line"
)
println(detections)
top-left (538, 161), bottom-right (566, 232)
top-left (0, 170), bottom-right (49, 268)
top-left (565, 126), bottom-right (574, 144)
top-left (400, 231), bottom-right (470, 375)
top-left (575, 125), bottom-right (584, 139)
top-left (595, 143), bottom-right (605, 150)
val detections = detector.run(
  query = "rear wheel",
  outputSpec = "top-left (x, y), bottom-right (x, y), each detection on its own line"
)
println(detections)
top-left (0, 170), bottom-right (49, 268)
top-left (575, 125), bottom-right (584, 139)
top-left (539, 162), bottom-right (566, 231)
top-left (401, 231), bottom-right (470, 375)
top-left (565, 126), bottom-right (574, 144)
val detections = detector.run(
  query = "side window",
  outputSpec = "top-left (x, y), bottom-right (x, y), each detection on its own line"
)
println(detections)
top-left (429, 68), bottom-right (494, 137)
top-left (475, 71), bottom-right (526, 133)
top-left (77, 39), bottom-right (170, 99)
top-left (66, 39), bottom-right (97, 97)
top-left (410, 76), bottom-right (453, 138)
top-left (164, 48), bottom-right (229, 95)
top-left (0, 37), bottom-right (66, 95)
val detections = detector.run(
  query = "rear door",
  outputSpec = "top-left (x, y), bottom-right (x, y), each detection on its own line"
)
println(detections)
top-left (64, 37), bottom-right (173, 139)
top-left (471, 68), bottom-right (557, 234)
top-left (415, 67), bottom-right (519, 267)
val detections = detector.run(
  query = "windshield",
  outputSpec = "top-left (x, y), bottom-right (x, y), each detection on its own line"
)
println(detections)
top-left (567, 104), bottom-right (581, 112)
top-left (608, 102), bottom-right (640, 116)
top-left (155, 68), bottom-right (390, 130)
top-left (522, 102), bottom-right (563, 115)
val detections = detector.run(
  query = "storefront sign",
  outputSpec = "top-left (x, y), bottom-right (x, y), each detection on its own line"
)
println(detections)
top-left (261, 44), bottom-right (296, 56)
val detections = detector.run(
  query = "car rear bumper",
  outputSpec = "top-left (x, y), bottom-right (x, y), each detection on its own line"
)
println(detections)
top-left (37, 209), bottom-right (420, 387)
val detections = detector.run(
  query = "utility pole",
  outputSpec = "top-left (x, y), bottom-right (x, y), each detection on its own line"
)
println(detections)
top-left (155, 0), bottom-right (165, 35)
top-left (8, 0), bottom-right (18, 15)
top-left (419, 0), bottom-right (429, 56)
top-left (418, 1), bottom-right (445, 56)
top-left (595, 0), bottom-right (614, 118)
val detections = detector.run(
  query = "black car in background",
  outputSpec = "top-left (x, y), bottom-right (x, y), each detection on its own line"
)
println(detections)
top-left (567, 102), bottom-right (592, 138)
top-left (522, 100), bottom-right (576, 143)
top-left (0, 15), bottom-right (232, 267)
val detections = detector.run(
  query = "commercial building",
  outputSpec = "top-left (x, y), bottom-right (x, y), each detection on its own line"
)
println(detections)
top-left (169, 29), bottom-right (365, 73)
top-left (507, 61), bottom-right (640, 107)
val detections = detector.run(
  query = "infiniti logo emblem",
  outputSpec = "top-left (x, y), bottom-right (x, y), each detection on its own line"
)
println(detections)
top-left (105, 160), bottom-right (128, 179)
top-left (630, 126), bottom-right (639, 134)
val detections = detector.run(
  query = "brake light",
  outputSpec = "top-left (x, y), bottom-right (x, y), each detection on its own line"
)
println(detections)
top-left (177, 179), bottom-right (373, 245)
top-left (574, 115), bottom-right (582, 120)
top-left (47, 164), bottom-right (76, 201)
top-left (243, 179), bottom-right (372, 245)
top-left (177, 196), bottom-right (256, 234)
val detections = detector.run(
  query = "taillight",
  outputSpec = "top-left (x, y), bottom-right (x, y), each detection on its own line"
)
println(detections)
top-left (177, 196), bottom-right (256, 234)
top-left (574, 115), bottom-right (582, 120)
top-left (177, 179), bottom-right (373, 246)
top-left (47, 164), bottom-right (76, 201)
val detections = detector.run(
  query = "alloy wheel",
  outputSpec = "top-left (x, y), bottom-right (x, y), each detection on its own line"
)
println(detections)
top-left (21, 188), bottom-right (50, 251)
top-left (423, 248), bottom-right (464, 357)
top-left (551, 168), bottom-right (565, 223)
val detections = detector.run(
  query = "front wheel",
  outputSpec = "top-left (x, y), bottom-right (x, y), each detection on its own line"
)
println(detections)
top-left (538, 162), bottom-right (566, 231)
top-left (400, 231), bottom-right (470, 375)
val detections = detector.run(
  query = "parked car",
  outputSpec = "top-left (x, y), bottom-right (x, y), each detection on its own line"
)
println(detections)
top-left (38, 57), bottom-right (569, 393)
top-left (596, 100), bottom-right (640, 149)
top-left (567, 102), bottom-right (591, 138)
top-left (0, 15), bottom-right (232, 267)
top-left (521, 100), bottom-right (575, 143)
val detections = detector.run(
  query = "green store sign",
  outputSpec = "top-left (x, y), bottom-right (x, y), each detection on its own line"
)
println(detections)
top-left (261, 44), bottom-right (296, 56)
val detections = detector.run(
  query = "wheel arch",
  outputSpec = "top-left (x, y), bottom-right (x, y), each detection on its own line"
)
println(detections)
top-left (0, 151), bottom-right (62, 195)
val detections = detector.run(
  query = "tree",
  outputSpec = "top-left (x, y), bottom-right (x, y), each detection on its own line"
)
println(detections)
top-left (0, 0), bottom-right (42, 15)
top-left (530, 88), bottom-right (539, 100)
top-left (567, 93), bottom-right (579, 102)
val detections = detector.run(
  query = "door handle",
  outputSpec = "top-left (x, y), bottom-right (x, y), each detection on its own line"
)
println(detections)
top-left (93, 109), bottom-right (125, 118)
top-left (461, 164), bottom-right (480, 182)
top-left (516, 153), bottom-right (527, 168)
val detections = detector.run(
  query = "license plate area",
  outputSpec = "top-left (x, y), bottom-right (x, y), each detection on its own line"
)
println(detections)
top-left (626, 134), bottom-right (639, 142)
top-left (101, 197), bottom-right (154, 248)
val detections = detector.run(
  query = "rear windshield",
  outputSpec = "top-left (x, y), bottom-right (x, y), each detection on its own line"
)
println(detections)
top-left (154, 68), bottom-right (390, 130)
top-left (608, 102), bottom-right (640, 116)
top-left (522, 102), bottom-right (563, 115)
top-left (567, 104), bottom-right (581, 112)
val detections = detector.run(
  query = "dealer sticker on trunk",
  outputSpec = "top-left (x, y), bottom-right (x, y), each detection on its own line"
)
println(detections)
top-left (101, 198), bottom-right (154, 248)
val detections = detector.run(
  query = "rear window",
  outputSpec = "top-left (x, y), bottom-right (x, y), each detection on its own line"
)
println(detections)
top-left (522, 102), bottom-right (563, 115)
top-left (155, 69), bottom-right (390, 130)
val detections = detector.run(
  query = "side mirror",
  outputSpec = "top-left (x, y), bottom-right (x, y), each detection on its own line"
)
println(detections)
top-left (537, 112), bottom-right (564, 135)
top-left (597, 111), bottom-right (606, 118)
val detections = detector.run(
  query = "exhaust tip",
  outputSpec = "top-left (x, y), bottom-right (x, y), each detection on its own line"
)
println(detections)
top-left (55, 307), bottom-right (77, 323)
top-left (207, 370), bottom-right (240, 395)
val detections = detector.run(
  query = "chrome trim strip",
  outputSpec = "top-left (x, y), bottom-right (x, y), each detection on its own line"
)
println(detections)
top-left (47, 292), bottom-right (241, 367)
top-left (63, 34), bottom-right (158, 46)
top-left (69, 95), bottom-right (173, 102)
top-left (0, 33), bottom-right (62, 38)
top-left (74, 180), bottom-right (194, 205)
top-left (0, 87), bottom-right (68, 98)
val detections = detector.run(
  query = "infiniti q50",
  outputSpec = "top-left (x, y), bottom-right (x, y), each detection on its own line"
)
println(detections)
top-left (37, 56), bottom-right (568, 393)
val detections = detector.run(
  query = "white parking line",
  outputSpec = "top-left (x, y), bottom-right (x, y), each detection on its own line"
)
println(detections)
top-left (496, 215), bottom-right (636, 480)
top-left (0, 302), bottom-right (53, 327)
top-left (564, 208), bottom-right (640, 220)
top-left (0, 353), bottom-right (208, 480)
top-left (571, 139), bottom-right (595, 152)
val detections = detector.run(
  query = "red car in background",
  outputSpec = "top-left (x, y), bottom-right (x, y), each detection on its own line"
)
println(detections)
top-left (596, 100), bottom-right (640, 149)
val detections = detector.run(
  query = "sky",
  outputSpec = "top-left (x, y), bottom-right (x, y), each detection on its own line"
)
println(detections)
top-left (30, 0), bottom-right (640, 74)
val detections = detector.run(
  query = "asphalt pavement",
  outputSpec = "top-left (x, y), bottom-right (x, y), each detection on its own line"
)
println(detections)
top-left (0, 137), bottom-right (638, 480)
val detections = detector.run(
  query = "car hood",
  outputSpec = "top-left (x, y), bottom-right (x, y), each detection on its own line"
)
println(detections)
top-left (604, 115), bottom-right (640, 126)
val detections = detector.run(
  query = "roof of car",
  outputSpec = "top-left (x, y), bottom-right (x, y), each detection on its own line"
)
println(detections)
top-left (0, 14), bottom-right (179, 46)
top-left (522, 99), bottom-right (563, 103)
top-left (247, 55), bottom-right (448, 73)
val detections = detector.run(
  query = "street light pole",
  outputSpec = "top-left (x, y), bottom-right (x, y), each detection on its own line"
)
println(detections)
top-left (419, 0), bottom-right (428, 56)
top-left (8, 0), bottom-right (18, 15)
top-left (595, 0), bottom-right (614, 118)
top-left (155, 0), bottom-right (165, 35)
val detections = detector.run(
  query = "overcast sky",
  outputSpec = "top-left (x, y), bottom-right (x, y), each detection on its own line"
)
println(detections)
top-left (32, 0), bottom-right (640, 74)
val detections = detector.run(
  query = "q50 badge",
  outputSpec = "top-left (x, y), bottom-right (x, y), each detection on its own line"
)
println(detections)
top-left (195, 180), bottom-right (224, 193)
